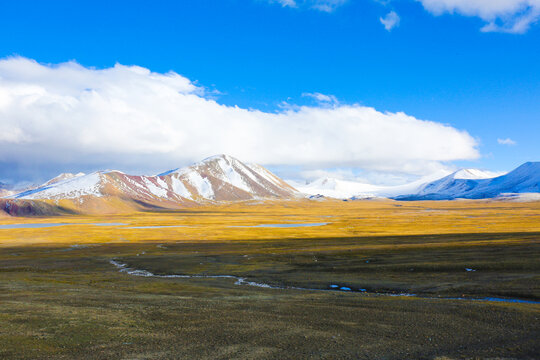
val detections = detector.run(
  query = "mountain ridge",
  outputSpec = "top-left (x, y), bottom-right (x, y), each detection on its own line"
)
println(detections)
top-left (2, 155), bottom-right (299, 215)
top-left (396, 162), bottom-right (540, 200)
top-left (2, 160), bottom-right (539, 216)
top-left (293, 163), bottom-right (538, 201)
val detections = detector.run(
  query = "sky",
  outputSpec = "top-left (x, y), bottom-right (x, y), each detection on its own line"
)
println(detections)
top-left (0, 0), bottom-right (539, 185)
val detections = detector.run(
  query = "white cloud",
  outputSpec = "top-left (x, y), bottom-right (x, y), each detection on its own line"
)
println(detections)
top-left (295, 167), bottom-right (430, 185)
top-left (380, 11), bottom-right (401, 31)
top-left (273, 0), bottom-right (298, 8)
top-left (0, 57), bottom-right (479, 179)
top-left (299, 168), bottom-right (356, 181)
top-left (302, 92), bottom-right (339, 105)
top-left (497, 138), bottom-right (517, 145)
top-left (311, 0), bottom-right (348, 12)
top-left (270, 1), bottom-right (538, 33)
top-left (268, 0), bottom-right (347, 12)
top-left (418, 0), bottom-right (540, 33)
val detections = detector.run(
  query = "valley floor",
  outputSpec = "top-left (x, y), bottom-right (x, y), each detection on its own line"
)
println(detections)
top-left (0, 199), bottom-right (539, 359)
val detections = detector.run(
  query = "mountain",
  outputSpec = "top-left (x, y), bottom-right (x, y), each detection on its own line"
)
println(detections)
top-left (4, 155), bottom-right (299, 214)
top-left (9, 170), bottom-right (185, 202)
top-left (292, 165), bottom-right (536, 201)
top-left (397, 162), bottom-right (539, 200)
top-left (292, 170), bottom-right (452, 199)
top-left (293, 177), bottom-right (382, 199)
top-left (407, 169), bottom-right (500, 200)
top-left (3, 159), bottom-right (538, 216)
top-left (161, 155), bottom-right (298, 201)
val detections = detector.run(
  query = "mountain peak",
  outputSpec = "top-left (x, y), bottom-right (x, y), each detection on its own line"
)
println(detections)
top-left (167, 154), bottom-right (297, 201)
top-left (514, 161), bottom-right (540, 172)
top-left (450, 168), bottom-right (498, 180)
top-left (201, 154), bottom-right (236, 163)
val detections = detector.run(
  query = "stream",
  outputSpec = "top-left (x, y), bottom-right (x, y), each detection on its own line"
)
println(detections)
top-left (109, 260), bottom-right (540, 305)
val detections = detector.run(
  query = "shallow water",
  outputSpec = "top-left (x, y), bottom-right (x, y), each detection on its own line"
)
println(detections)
top-left (110, 260), bottom-right (540, 305)
top-left (447, 296), bottom-right (539, 304)
top-left (230, 222), bottom-right (329, 228)
top-left (0, 222), bottom-right (127, 229)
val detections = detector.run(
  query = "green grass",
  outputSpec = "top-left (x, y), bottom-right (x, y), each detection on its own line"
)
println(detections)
top-left (1, 232), bottom-right (539, 359)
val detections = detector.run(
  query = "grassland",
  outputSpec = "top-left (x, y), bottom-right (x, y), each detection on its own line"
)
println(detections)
top-left (0, 199), bottom-right (539, 359)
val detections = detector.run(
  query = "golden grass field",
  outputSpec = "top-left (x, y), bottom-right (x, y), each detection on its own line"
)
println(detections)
top-left (1, 199), bottom-right (539, 359)
top-left (1, 198), bottom-right (540, 246)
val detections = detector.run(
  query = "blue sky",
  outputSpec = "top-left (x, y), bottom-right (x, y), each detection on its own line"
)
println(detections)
top-left (0, 0), bottom-right (538, 184)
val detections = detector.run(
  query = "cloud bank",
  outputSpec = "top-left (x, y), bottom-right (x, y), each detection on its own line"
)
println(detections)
top-left (418, 0), bottom-right (540, 33)
top-left (0, 57), bottom-right (479, 180)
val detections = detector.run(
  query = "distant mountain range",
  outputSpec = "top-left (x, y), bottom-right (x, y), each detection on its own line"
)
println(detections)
top-left (291, 170), bottom-right (453, 199)
top-left (1, 158), bottom-right (539, 215)
top-left (395, 162), bottom-right (540, 200)
top-left (292, 162), bottom-right (540, 201)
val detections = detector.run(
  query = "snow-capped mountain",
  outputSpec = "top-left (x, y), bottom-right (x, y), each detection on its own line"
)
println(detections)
top-left (7, 155), bottom-right (298, 206)
top-left (292, 164), bottom-right (537, 201)
top-left (408, 169), bottom-right (501, 199)
top-left (292, 170), bottom-right (453, 199)
top-left (397, 162), bottom-right (539, 200)
top-left (10, 171), bottom-right (168, 202)
top-left (162, 155), bottom-right (298, 201)
top-left (292, 177), bottom-right (382, 199)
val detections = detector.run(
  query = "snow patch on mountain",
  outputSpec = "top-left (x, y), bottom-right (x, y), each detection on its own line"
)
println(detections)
top-left (184, 171), bottom-right (215, 199)
top-left (143, 177), bottom-right (168, 198)
top-left (170, 176), bottom-right (192, 200)
top-left (12, 172), bottom-right (103, 199)
top-left (214, 156), bottom-right (252, 193)
top-left (451, 169), bottom-right (502, 180)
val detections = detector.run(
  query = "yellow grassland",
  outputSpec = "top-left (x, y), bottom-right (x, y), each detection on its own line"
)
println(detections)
top-left (1, 198), bottom-right (539, 247)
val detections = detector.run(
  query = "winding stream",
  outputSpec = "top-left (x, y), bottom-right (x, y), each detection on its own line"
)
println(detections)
top-left (109, 260), bottom-right (540, 305)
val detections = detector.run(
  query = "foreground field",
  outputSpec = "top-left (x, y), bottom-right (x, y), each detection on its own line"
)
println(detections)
top-left (1, 199), bottom-right (539, 359)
